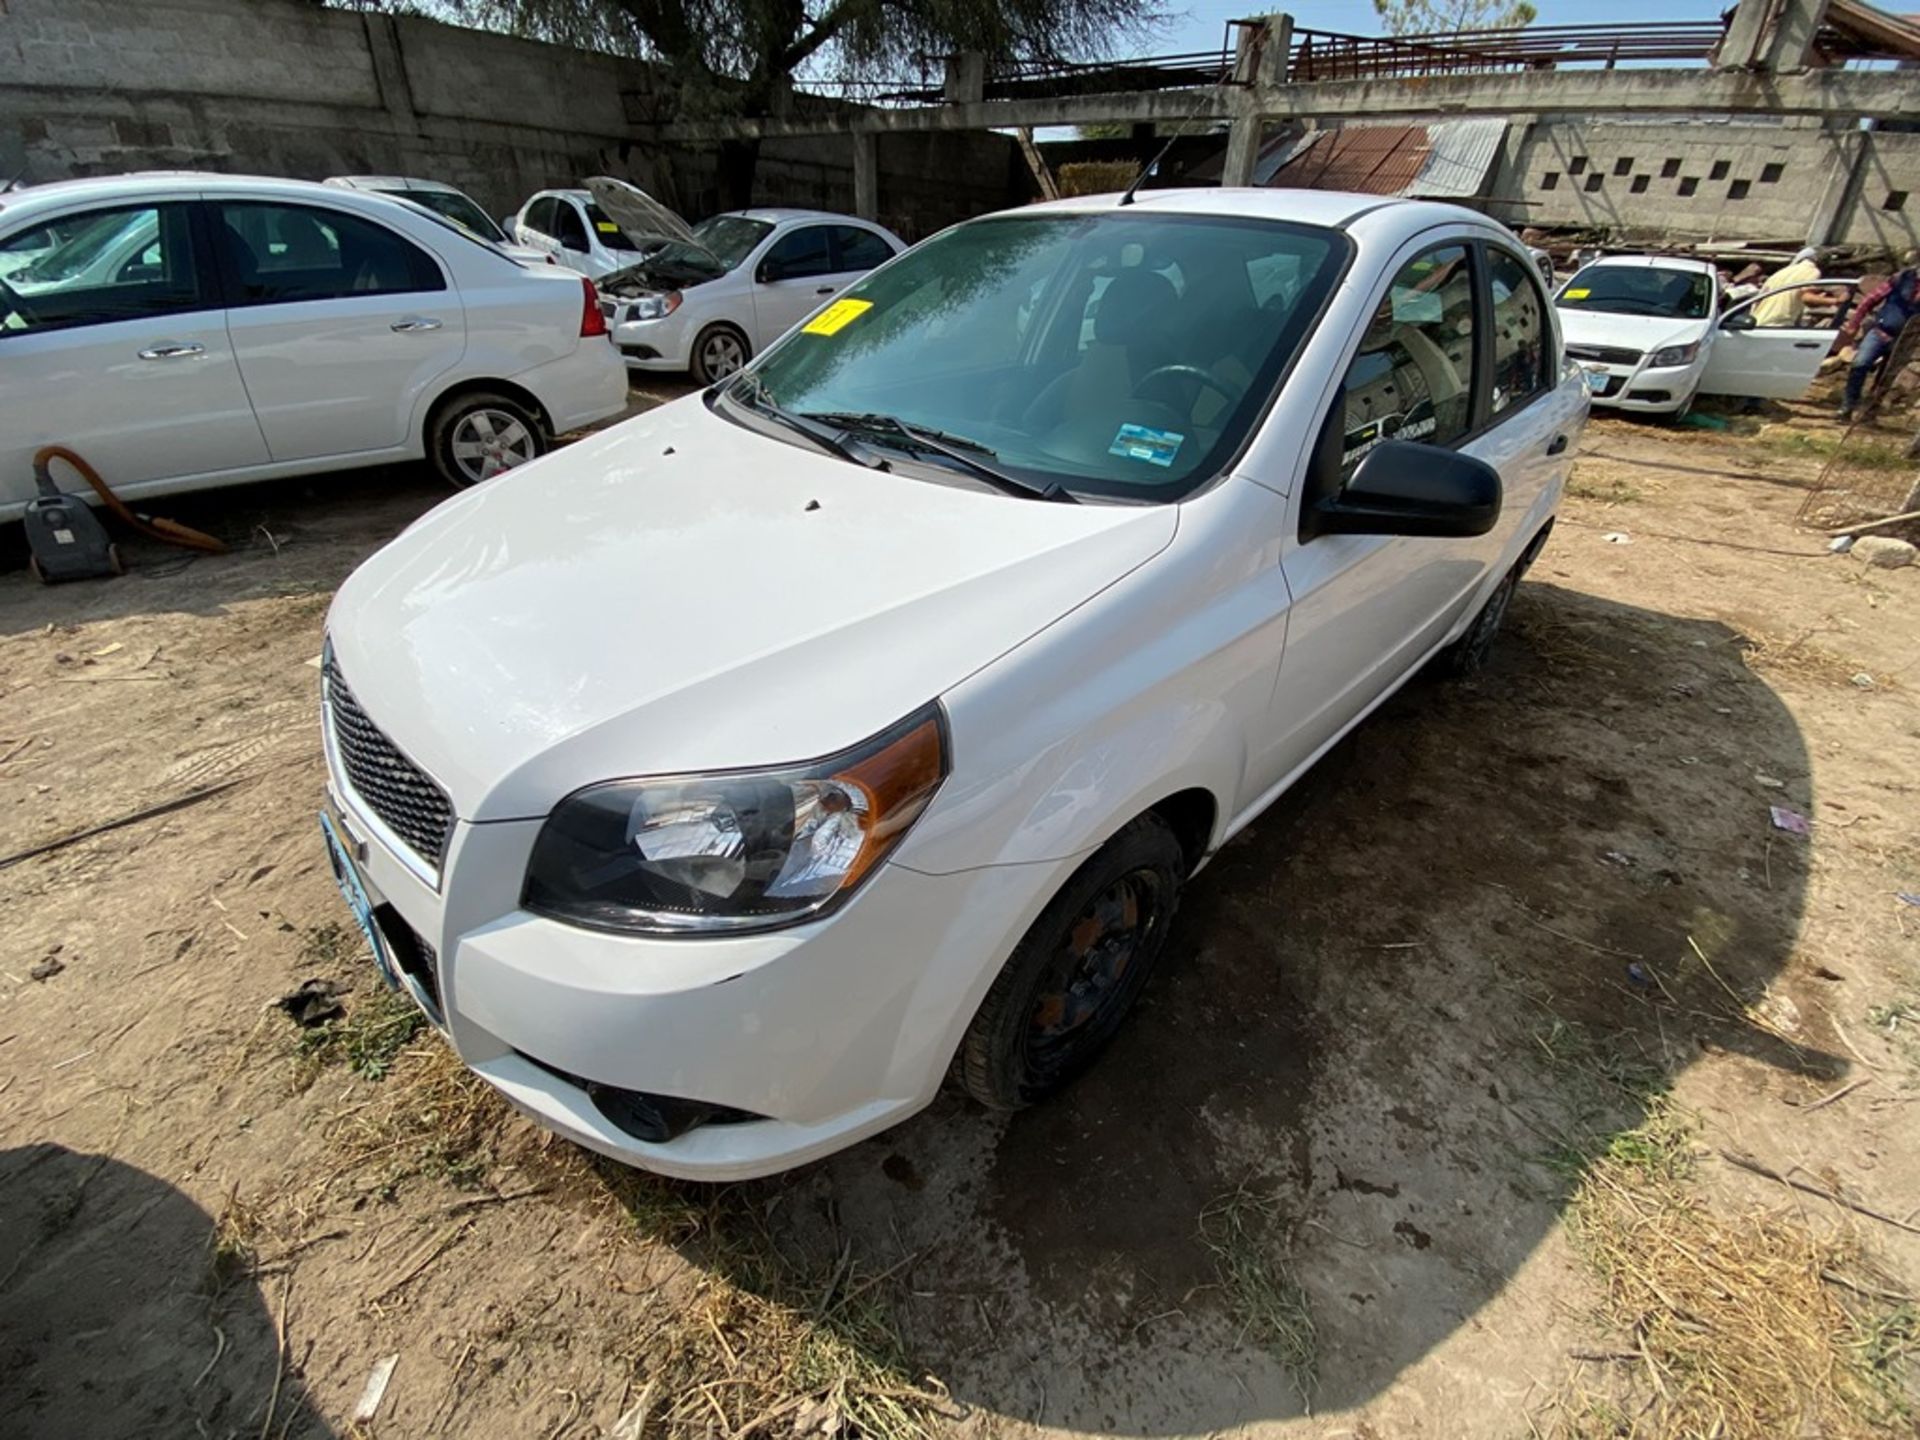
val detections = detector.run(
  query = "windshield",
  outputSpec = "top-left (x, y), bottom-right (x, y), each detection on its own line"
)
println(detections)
top-left (691, 214), bottom-right (773, 271)
top-left (584, 202), bottom-right (638, 252)
top-left (735, 212), bottom-right (1345, 501)
top-left (385, 187), bottom-right (504, 243)
top-left (1558, 264), bottom-right (1713, 320)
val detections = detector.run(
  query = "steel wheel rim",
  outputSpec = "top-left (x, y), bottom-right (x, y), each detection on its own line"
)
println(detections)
top-left (449, 409), bottom-right (536, 484)
top-left (1025, 868), bottom-right (1163, 1074)
top-left (702, 332), bottom-right (745, 378)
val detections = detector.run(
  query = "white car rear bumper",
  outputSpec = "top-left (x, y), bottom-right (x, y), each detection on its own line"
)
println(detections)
top-left (512, 340), bottom-right (630, 432)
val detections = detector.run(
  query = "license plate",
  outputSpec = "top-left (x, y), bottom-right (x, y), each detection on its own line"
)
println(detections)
top-left (1582, 366), bottom-right (1618, 396)
top-left (320, 811), bottom-right (398, 990)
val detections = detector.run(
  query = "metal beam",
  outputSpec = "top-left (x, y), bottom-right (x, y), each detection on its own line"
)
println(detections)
top-left (656, 66), bottom-right (1916, 143)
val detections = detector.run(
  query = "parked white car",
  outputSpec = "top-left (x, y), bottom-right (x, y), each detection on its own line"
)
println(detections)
top-left (324, 175), bottom-right (552, 267)
top-left (1556, 254), bottom-right (1849, 417)
top-left (593, 202), bottom-right (906, 383)
top-left (507, 188), bottom-right (651, 279)
top-left (0, 173), bottom-right (628, 517)
top-left (320, 188), bottom-right (1586, 1180)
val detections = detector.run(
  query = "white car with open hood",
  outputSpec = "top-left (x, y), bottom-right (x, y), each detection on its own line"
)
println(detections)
top-left (1556, 254), bottom-right (1850, 417)
top-left (319, 188), bottom-right (1587, 1180)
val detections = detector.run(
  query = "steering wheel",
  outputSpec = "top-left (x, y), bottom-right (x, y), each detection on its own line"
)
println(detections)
top-left (1131, 363), bottom-right (1237, 408)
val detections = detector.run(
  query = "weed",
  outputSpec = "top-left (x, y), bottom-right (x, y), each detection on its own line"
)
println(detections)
top-left (299, 920), bottom-right (360, 969)
top-left (207, 1187), bottom-right (261, 1293)
top-left (297, 984), bottom-right (424, 1081)
top-left (1566, 473), bottom-right (1642, 504)
top-left (1867, 999), bottom-right (1918, 1034)
top-left (1754, 429), bottom-right (1910, 472)
top-left (1199, 1185), bottom-right (1316, 1403)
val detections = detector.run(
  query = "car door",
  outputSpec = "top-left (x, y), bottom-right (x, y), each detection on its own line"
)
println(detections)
top-left (748, 223), bottom-right (842, 346)
top-left (1699, 282), bottom-right (1850, 399)
top-left (1260, 237), bottom-right (1547, 788)
top-left (515, 197), bottom-right (561, 261)
top-left (213, 199), bottom-right (465, 464)
top-left (551, 199), bottom-right (601, 277)
top-left (0, 199), bottom-right (267, 511)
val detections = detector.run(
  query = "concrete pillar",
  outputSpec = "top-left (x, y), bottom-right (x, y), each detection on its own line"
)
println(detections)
top-left (1764, 0), bottom-right (1824, 72)
top-left (1718, 0), bottom-right (1825, 72)
top-left (1223, 112), bottom-right (1263, 188)
top-left (1716, 0), bottom-right (1770, 69)
top-left (1232, 14), bottom-right (1294, 88)
top-left (943, 52), bottom-right (986, 105)
top-left (1809, 128), bottom-right (1870, 245)
top-left (852, 130), bottom-right (878, 220)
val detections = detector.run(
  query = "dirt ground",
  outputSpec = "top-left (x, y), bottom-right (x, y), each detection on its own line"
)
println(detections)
top-left (2, 384), bottom-right (1917, 1440)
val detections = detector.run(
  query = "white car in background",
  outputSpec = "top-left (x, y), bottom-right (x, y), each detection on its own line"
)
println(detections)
top-left (1556, 254), bottom-right (1849, 417)
top-left (319, 188), bottom-right (1585, 1179)
top-left (508, 188), bottom-right (652, 279)
top-left (325, 175), bottom-right (552, 267)
top-left (0, 173), bottom-right (628, 517)
top-left (594, 205), bottom-right (906, 384)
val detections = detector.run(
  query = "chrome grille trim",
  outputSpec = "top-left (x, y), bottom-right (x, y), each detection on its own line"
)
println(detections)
top-left (1565, 343), bottom-right (1643, 367)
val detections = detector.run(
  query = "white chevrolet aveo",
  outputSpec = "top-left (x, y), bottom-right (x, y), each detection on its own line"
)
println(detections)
top-left (321, 189), bottom-right (1588, 1180)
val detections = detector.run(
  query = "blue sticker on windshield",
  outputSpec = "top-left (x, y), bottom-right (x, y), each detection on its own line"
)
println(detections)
top-left (1109, 424), bottom-right (1184, 468)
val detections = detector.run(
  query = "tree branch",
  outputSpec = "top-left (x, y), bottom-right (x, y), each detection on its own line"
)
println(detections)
top-left (779, 0), bottom-right (870, 69)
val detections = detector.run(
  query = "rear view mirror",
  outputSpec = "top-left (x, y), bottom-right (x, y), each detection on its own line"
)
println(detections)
top-left (1301, 439), bottom-right (1502, 541)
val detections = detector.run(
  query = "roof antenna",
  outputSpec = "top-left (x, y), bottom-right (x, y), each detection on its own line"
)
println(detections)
top-left (1118, 36), bottom-right (1241, 206)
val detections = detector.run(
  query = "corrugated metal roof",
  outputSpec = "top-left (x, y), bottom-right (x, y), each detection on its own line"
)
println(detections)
top-left (1271, 124), bottom-right (1432, 195)
top-left (1405, 118), bottom-right (1509, 199)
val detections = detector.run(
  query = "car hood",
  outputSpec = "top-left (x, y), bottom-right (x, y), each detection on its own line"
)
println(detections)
top-left (1557, 307), bottom-right (1708, 356)
top-left (327, 398), bottom-right (1177, 822)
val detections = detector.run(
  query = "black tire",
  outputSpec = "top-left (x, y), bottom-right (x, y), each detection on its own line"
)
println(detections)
top-left (427, 390), bottom-right (548, 490)
top-left (689, 324), bottom-right (750, 387)
top-left (1437, 564), bottom-right (1520, 677)
top-left (1656, 389), bottom-right (1696, 425)
top-left (959, 813), bottom-right (1184, 1110)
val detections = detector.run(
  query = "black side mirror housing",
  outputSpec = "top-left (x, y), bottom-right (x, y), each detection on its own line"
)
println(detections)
top-left (756, 259), bottom-right (781, 284)
top-left (1721, 310), bottom-right (1755, 332)
top-left (1300, 439), bottom-right (1503, 542)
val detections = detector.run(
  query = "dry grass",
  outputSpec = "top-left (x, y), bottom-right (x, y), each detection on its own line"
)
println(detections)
top-left (1566, 472), bottom-right (1644, 505)
top-left (208, 1185), bottom-right (264, 1293)
top-left (1199, 1185), bottom-right (1316, 1404)
top-left (1546, 1099), bottom-right (1917, 1438)
top-left (1737, 627), bottom-right (1881, 690)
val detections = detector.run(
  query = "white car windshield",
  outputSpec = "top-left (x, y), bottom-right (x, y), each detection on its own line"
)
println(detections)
top-left (1560, 264), bottom-right (1713, 320)
top-left (732, 212), bottom-right (1345, 501)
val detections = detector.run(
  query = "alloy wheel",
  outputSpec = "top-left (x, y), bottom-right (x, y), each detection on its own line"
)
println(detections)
top-left (449, 408), bottom-right (537, 485)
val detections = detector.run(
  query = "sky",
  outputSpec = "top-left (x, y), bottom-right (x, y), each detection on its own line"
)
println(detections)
top-left (1151, 0), bottom-right (1725, 55)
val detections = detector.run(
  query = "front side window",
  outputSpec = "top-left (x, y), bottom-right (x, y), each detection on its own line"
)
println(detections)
top-left (524, 197), bottom-right (557, 236)
top-left (0, 203), bottom-right (206, 333)
top-left (1487, 247), bottom-right (1549, 415)
top-left (1558, 264), bottom-right (1712, 320)
top-left (739, 212), bottom-right (1346, 500)
top-left (763, 226), bottom-right (835, 281)
top-left (556, 202), bottom-right (592, 251)
top-left (1341, 244), bottom-right (1477, 469)
top-left (215, 203), bottom-right (442, 305)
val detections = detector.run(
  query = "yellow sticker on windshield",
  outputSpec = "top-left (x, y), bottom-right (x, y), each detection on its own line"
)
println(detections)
top-left (803, 298), bottom-right (872, 336)
top-left (1563, 287), bottom-right (1590, 299)
top-left (595, 221), bottom-right (620, 234)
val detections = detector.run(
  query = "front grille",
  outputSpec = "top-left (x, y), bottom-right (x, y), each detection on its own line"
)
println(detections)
top-left (324, 654), bottom-right (453, 869)
top-left (1566, 343), bottom-right (1643, 367)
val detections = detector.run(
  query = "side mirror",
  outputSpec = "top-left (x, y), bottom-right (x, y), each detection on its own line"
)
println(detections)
top-left (1722, 310), bottom-right (1755, 332)
top-left (756, 259), bottom-right (783, 284)
top-left (1301, 439), bottom-right (1502, 542)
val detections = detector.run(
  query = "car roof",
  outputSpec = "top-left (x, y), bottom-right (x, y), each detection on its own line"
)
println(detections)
top-left (724, 207), bottom-right (878, 226)
top-left (1575, 253), bottom-right (1719, 276)
top-left (329, 175), bottom-right (463, 195)
top-left (1013, 187), bottom-right (1511, 241)
top-left (0, 172), bottom-right (438, 225)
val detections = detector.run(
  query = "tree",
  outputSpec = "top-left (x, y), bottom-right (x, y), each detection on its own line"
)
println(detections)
top-left (1370, 0), bottom-right (1537, 36)
top-left (447, 0), bottom-right (1163, 203)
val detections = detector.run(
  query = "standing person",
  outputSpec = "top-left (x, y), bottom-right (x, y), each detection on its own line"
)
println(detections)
top-left (1839, 251), bottom-right (1920, 422)
top-left (1752, 247), bottom-right (1823, 327)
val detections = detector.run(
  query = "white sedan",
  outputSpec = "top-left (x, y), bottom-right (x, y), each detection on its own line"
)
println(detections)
top-left (592, 203), bottom-right (906, 384)
top-left (1556, 254), bottom-right (1848, 417)
top-left (320, 188), bottom-right (1585, 1180)
top-left (324, 175), bottom-right (553, 267)
top-left (0, 173), bottom-right (629, 517)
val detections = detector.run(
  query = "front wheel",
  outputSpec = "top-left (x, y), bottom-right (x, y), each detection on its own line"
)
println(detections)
top-left (690, 324), bottom-right (750, 386)
top-left (1437, 564), bottom-right (1520, 677)
top-left (429, 391), bottom-right (547, 490)
top-left (959, 814), bottom-right (1184, 1110)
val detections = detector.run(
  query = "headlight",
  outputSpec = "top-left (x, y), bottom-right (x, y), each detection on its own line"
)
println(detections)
top-left (523, 707), bottom-right (947, 934)
top-left (1648, 341), bottom-right (1700, 368)
top-left (627, 291), bottom-right (682, 321)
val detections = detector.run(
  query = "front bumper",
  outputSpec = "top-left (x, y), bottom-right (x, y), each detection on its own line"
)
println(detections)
top-left (608, 308), bottom-right (693, 372)
top-left (322, 749), bottom-right (1062, 1180)
top-left (1579, 360), bottom-right (1700, 414)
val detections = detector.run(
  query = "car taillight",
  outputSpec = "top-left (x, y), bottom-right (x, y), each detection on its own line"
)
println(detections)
top-left (580, 277), bottom-right (608, 338)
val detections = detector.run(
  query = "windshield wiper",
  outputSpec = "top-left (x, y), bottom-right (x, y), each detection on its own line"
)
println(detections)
top-left (804, 411), bottom-right (1076, 503)
top-left (726, 376), bottom-right (887, 470)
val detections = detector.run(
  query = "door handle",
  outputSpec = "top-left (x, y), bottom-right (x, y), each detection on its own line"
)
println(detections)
top-left (137, 342), bottom-right (205, 360)
top-left (1546, 433), bottom-right (1569, 455)
top-left (814, 286), bottom-right (836, 295)
top-left (390, 316), bottom-right (444, 333)
top-left (1792, 340), bottom-right (1822, 349)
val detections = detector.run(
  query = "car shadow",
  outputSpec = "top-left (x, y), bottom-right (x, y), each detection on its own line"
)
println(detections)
top-left (0, 1143), bottom-right (338, 1438)
top-left (641, 577), bottom-right (1826, 1430)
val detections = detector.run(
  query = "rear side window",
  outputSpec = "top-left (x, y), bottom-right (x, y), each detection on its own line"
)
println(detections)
top-left (0, 203), bottom-right (208, 333)
top-left (831, 225), bottom-right (894, 272)
top-left (1487, 247), bottom-right (1550, 415)
top-left (214, 202), bottom-right (443, 305)
top-left (1340, 244), bottom-right (1477, 468)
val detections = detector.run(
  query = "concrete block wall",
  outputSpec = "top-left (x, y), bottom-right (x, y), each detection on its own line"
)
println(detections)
top-left (0, 0), bottom-right (1019, 237)
top-left (1502, 117), bottom-right (1919, 251)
